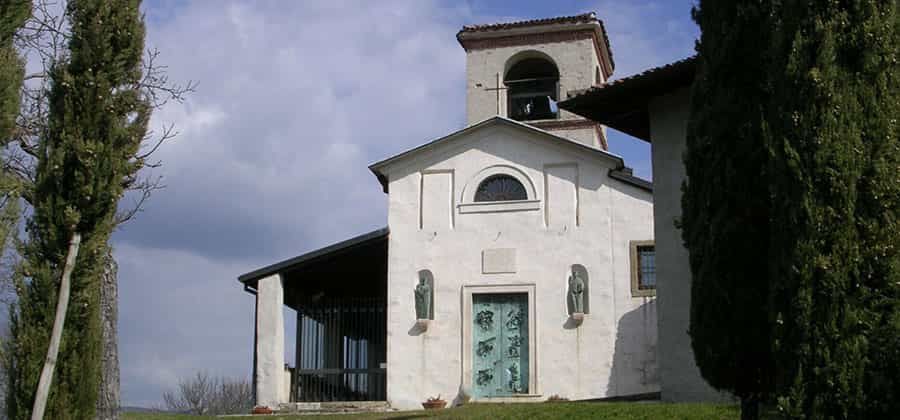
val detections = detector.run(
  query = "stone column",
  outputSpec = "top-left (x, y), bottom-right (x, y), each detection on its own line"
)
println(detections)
top-left (255, 273), bottom-right (286, 408)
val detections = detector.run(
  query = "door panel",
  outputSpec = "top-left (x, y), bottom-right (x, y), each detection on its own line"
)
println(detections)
top-left (472, 293), bottom-right (529, 397)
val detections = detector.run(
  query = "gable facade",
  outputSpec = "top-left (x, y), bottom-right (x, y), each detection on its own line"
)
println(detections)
top-left (374, 120), bottom-right (657, 409)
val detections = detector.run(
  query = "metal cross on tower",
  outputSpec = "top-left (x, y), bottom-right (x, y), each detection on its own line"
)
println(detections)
top-left (483, 72), bottom-right (507, 115)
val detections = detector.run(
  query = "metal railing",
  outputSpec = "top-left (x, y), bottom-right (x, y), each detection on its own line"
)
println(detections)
top-left (296, 368), bottom-right (386, 402)
top-left (294, 297), bottom-right (386, 402)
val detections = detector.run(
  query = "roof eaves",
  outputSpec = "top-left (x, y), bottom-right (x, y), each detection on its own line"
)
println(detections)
top-left (458, 12), bottom-right (598, 33)
top-left (237, 227), bottom-right (389, 285)
top-left (456, 12), bottom-right (615, 74)
top-left (597, 19), bottom-right (615, 74)
top-left (608, 168), bottom-right (652, 192)
top-left (368, 117), bottom-right (626, 192)
top-left (368, 118), bottom-right (501, 192)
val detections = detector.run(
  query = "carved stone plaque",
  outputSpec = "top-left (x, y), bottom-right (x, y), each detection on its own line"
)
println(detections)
top-left (482, 248), bottom-right (516, 274)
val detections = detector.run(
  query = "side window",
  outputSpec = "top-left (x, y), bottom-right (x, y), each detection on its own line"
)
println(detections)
top-left (630, 240), bottom-right (656, 297)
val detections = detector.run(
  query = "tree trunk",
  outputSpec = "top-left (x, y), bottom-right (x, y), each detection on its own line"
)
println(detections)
top-left (740, 395), bottom-right (760, 420)
top-left (95, 247), bottom-right (120, 420)
top-left (31, 232), bottom-right (81, 420)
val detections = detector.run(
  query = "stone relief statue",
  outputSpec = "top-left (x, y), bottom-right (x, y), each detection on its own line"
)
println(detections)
top-left (568, 267), bottom-right (585, 314)
top-left (414, 272), bottom-right (433, 320)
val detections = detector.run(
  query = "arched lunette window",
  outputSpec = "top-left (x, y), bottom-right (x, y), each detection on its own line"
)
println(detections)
top-left (474, 175), bottom-right (528, 202)
top-left (505, 57), bottom-right (559, 121)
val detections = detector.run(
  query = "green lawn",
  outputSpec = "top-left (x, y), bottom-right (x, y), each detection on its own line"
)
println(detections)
top-left (123, 402), bottom-right (738, 420)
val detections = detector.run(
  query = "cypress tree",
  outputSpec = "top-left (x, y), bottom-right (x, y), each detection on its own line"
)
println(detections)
top-left (686, 1), bottom-right (900, 419)
top-left (0, 1), bottom-right (30, 254)
top-left (849, 3), bottom-right (900, 417)
top-left (766, 1), bottom-right (900, 418)
top-left (0, 0), bottom-right (29, 140)
top-left (7, 0), bottom-right (149, 418)
top-left (681, 2), bottom-right (776, 419)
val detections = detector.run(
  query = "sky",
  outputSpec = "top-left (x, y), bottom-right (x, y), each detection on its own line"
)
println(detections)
top-left (112, 0), bottom-right (700, 407)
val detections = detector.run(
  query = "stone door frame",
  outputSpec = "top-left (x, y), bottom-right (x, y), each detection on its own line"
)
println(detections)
top-left (461, 284), bottom-right (539, 400)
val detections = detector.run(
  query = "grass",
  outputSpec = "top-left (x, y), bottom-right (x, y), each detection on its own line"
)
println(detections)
top-left (123, 402), bottom-right (738, 420)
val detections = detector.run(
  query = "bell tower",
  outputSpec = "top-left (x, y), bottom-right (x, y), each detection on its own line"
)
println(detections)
top-left (457, 12), bottom-right (615, 149)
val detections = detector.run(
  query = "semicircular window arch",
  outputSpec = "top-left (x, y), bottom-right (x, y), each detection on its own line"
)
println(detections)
top-left (474, 175), bottom-right (528, 202)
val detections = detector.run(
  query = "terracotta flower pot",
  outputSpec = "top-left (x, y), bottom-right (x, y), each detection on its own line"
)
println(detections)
top-left (252, 405), bottom-right (273, 415)
top-left (422, 399), bottom-right (447, 410)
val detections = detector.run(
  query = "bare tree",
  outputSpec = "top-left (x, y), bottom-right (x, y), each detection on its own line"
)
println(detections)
top-left (213, 378), bottom-right (254, 415)
top-left (162, 372), bottom-right (253, 415)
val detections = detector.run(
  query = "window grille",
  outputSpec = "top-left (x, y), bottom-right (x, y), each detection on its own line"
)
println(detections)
top-left (474, 175), bottom-right (528, 202)
top-left (630, 240), bottom-right (656, 297)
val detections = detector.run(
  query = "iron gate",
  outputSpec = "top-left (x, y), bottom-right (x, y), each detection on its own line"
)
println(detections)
top-left (295, 297), bottom-right (386, 402)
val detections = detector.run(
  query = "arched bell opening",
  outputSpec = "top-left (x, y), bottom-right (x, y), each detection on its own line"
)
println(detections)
top-left (504, 54), bottom-right (560, 121)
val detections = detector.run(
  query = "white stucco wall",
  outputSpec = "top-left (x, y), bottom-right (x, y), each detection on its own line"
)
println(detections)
top-left (255, 274), bottom-right (287, 408)
top-left (380, 122), bottom-right (655, 409)
top-left (464, 37), bottom-right (603, 147)
top-left (648, 89), bottom-right (729, 402)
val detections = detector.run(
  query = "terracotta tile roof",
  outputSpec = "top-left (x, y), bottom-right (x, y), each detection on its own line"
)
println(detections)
top-left (459, 12), bottom-right (599, 33)
top-left (584, 56), bottom-right (696, 93)
top-left (457, 12), bottom-right (615, 72)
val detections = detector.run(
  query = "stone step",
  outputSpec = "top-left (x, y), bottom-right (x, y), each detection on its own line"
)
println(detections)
top-left (278, 401), bottom-right (394, 414)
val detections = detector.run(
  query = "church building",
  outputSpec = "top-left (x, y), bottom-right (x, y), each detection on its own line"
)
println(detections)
top-left (238, 13), bottom-right (659, 411)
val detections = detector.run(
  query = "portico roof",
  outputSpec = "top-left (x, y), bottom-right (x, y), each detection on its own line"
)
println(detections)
top-left (558, 57), bottom-right (696, 142)
top-left (238, 227), bottom-right (389, 288)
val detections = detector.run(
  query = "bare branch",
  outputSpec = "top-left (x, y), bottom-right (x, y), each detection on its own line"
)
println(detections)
top-left (162, 372), bottom-right (253, 415)
top-left (5, 0), bottom-right (195, 224)
top-left (138, 48), bottom-right (197, 110)
top-left (136, 123), bottom-right (178, 161)
top-left (114, 175), bottom-right (165, 226)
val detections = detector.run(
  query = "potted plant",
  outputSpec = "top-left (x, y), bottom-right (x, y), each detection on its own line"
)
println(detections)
top-left (546, 394), bottom-right (569, 403)
top-left (422, 395), bottom-right (448, 410)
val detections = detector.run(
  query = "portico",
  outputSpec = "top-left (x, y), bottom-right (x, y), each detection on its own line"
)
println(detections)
top-left (239, 228), bottom-right (389, 408)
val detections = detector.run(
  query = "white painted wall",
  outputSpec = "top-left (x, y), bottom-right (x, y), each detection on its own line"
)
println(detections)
top-left (648, 89), bottom-right (729, 402)
top-left (255, 273), bottom-right (287, 408)
top-left (381, 122), bottom-right (655, 409)
top-left (464, 37), bottom-right (603, 147)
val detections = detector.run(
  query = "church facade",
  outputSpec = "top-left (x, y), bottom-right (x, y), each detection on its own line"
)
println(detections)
top-left (238, 13), bottom-right (660, 411)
